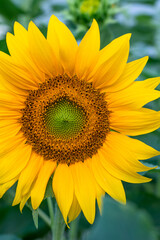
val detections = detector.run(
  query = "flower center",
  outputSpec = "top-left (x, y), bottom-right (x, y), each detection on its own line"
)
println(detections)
top-left (44, 99), bottom-right (86, 140)
top-left (20, 74), bottom-right (110, 165)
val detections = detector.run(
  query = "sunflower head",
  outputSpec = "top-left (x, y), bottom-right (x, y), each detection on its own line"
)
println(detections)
top-left (0, 15), bottom-right (160, 225)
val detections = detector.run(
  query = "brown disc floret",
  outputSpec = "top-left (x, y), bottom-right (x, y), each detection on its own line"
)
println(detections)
top-left (20, 74), bottom-right (110, 165)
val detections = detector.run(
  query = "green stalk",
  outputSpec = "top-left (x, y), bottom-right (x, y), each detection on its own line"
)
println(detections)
top-left (47, 198), bottom-right (65, 240)
top-left (47, 197), bottom-right (55, 240)
top-left (53, 203), bottom-right (66, 240)
top-left (69, 217), bottom-right (79, 240)
top-left (38, 208), bottom-right (51, 227)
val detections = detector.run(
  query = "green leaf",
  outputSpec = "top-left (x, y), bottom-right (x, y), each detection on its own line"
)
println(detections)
top-left (0, 234), bottom-right (21, 240)
top-left (126, 188), bottom-right (160, 227)
top-left (32, 209), bottom-right (39, 229)
top-left (100, 24), bottom-right (114, 49)
top-left (0, 40), bottom-right (9, 54)
top-left (86, 197), bottom-right (158, 240)
top-left (0, 0), bottom-right (24, 20)
top-left (44, 178), bottom-right (54, 199)
top-left (52, 3), bottom-right (67, 12)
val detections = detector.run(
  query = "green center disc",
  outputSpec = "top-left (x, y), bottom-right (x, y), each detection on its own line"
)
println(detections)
top-left (44, 99), bottom-right (86, 139)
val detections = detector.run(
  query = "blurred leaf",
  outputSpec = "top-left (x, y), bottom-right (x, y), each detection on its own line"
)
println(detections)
top-left (0, 0), bottom-right (24, 20)
top-left (0, 40), bottom-right (9, 54)
top-left (0, 235), bottom-right (21, 240)
top-left (121, 0), bottom-right (156, 3)
top-left (44, 178), bottom-right (54, 199)
top-left (52, 3), bottom-right (67, 12)
top-left (126, 186), bottom-right (160, 232)
top-left (0, 198), bottom-right (49, 239)
top-left (100, 24), bottom-right (114, 49)
top-left (29, 0), bottom-right (43, 18)
top-left (32, 209), bottom-right (39, 229)
top-left (12, 0), bottom-right (33, 11)
top-left (86, 197), bottom-right (158, 240)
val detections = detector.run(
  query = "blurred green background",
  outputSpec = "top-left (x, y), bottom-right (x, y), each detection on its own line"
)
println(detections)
top-left (0, 0), bottom-right (160, 239)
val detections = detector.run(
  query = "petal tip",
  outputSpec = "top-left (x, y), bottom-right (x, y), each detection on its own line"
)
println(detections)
top-left (144, 55), bottom-right (149, 62)
top-left (91, 18), bottom-right (99, 30)
top-left (6, 32), bottom-right (12, 42)
top-left (13, 21), bottom-right (19, 32)
top-left (50, 14), bottom-right (58, 20)
top-left (49, 14), bottom-right (60, 26)
top-left (31, 196), bottom-right (39, 210)
top-left (126, 33), bottom-right (132, 40)
top-left (28, 21), bottom-right (35, 31)
top-left (92, 18), bottom-right (98, 25)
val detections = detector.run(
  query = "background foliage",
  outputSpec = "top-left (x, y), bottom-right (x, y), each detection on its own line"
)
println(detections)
top-left (0, 0), bottom-right (160, 239)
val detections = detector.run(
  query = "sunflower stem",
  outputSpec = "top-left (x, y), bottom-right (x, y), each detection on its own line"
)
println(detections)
top-left (68, 217), bottom-right (79, 240)
top-left (47, 197), bottom-right (55, 240)
top-left (53, 202), bottom-right (66, 240)
top-left (38, 208), bottom-right (51, 227)
top-left (26, 201), bottom-right (51, 227)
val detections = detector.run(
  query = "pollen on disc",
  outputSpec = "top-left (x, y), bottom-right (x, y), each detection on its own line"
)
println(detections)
top-left (44, 99), bottom-right (86, 139)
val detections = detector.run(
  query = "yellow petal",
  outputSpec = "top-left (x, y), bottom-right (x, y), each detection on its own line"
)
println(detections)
top-left (87, 34), bottom-right (131, 82)
top-left (7, 23), bottom-right (44, 83)
top-left (110, 108), bottom-right (160, 136)
top-left (47, 15), bottom-right (78, 75)
top-left (13, 185), bottom-right (32, 212)
top-left (101, 131), bottom-right (157, 181)
top-left (70, 162), bottom-right (96, 224)
top-left (134, 77), bottom-right (160, 89)
top-left (0, 142), bottom-right (32, 184)
top-left (18, 191), bottom-right (31, 212)
top-left (0, 90), bottom-right (25, 106)
top-left (47, 16), bottom-right (59, 59)
top-left (15, 188), bottom-right (37, 214)
top-left (99, 145), bottom-right (152, 184)
top-left (75, 19), bottom-right (100, 79)
top-left (0, 51), bottom-right (38, 91)
top-left (68, 194), bottom-right (81, 223)
top-left (0, 122), bottom-right (21, 140)
top-left (102, 56), bottom-right (148, 92)
top-left (31, 160), bottom-right (56, 209)
top-left (0, 109), bottom-right (22, 120)
top-left (0, 131), bottom-right (25, 162)
top-left (86, 159), bottom-right (105, 214)
top-left (0, 177), bottom-right (18, 198)
top-left (0, 119), bottom-right (19, 128)
top-left (92, 155), bottom-right (126, 204)
top-left (0, 79), bottom-right (7, 91)
top-left (93, 34), bottom-right (131, 89)
top-left (97, 194), bottom-right (104, 215)
top-left (106, 84), bottom-right (160, 110)
top-left (98, 34), bottom-right (131, 65)
top-left (106, 131), bottom-right (159, 160)
top-left (0, 73), bottom-right (27, 96)
top-left (0, 132), bottom-right (24, 158)
top-left (53, 163), bottom-right (74, 224)
top-left (13, 152), bottom-right (43, 206)
top-left (28, 21), bottom-right (63, 77)
top-left (14, 21), bottom-right (28, 46)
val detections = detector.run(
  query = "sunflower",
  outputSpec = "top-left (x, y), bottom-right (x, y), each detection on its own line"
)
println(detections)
top-left (0, 15), bottom-right (160, 225)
